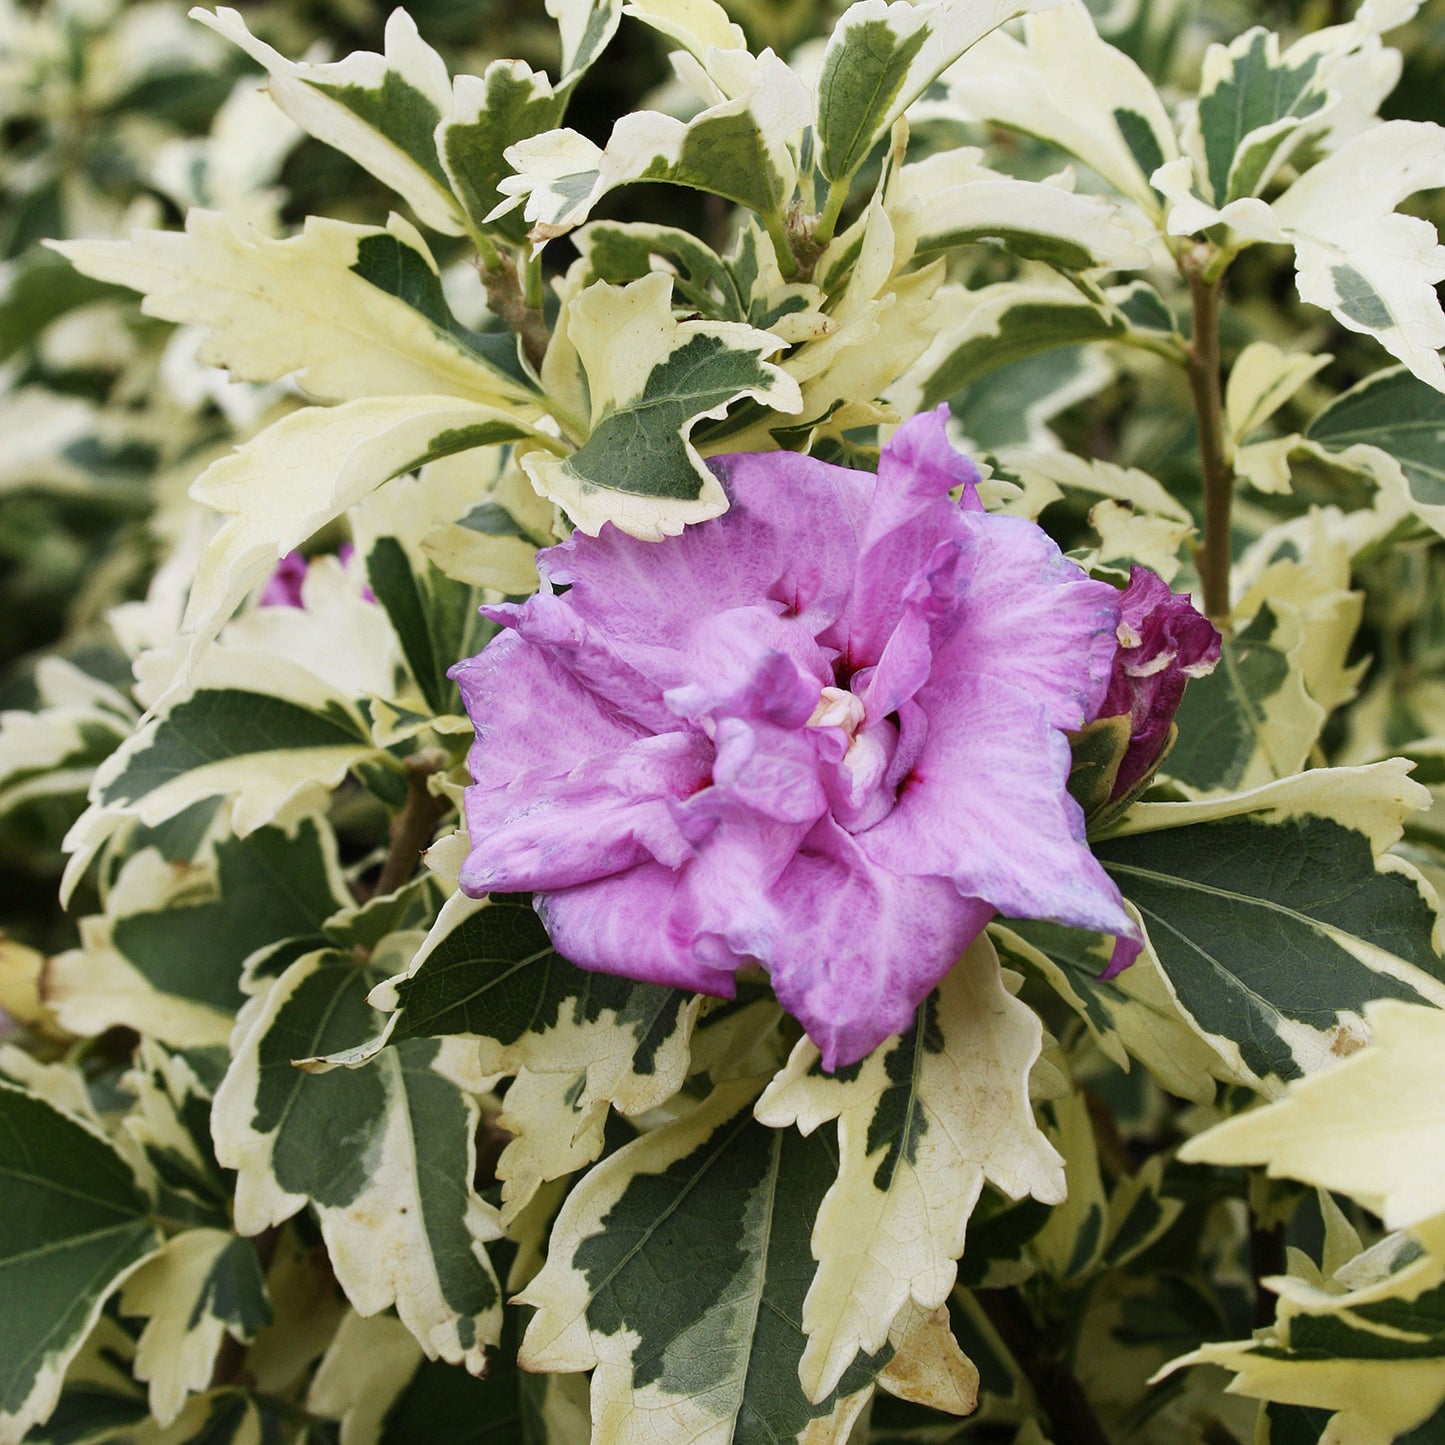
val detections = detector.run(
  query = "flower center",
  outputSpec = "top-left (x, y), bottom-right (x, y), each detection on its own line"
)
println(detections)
top-left (807, 684), bottom-right (866, 737)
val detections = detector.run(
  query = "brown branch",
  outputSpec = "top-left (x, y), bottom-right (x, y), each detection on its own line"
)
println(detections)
top-left (1181, 249), bottom-right (1234, 629)
top-left (372, 753), bottom-right (449, 900)
top-left (482, 251), bottom-right (550, 373)
top-left (975, 1288), bottom-right (1114, 1445)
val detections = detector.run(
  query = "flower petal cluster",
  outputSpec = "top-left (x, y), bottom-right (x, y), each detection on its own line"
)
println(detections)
top-left (452, 408), bottom-right (1140, 1068)
top-left (1098, 566), bottom-right (1222, 800)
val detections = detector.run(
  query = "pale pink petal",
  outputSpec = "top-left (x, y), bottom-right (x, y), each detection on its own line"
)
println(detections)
top-left (860, 674), bottom-right (1135, 940)
top-left (451, 632), bottom-right (643, 785)
top-left (930, 512), bottom-right (1121, 731)
top-left (764, 817), bottom-right (995, 1070)
top-left (543, 452), bottom-right (866, 648)
top-left (458, 732), bottom-right (712, 894)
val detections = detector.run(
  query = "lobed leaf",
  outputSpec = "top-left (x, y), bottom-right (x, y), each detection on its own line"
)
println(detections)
top-left (754, 934), bottom-right (1062, 1401)
top-left (118, 1230), bottom-right (271, 1426)
top-left (516, 1078), bottom-right (896, 1443)
top-left (522, 274), bottom-right (801, 538)
top-left (191, 7), bottom-right (466, 235)
top-left (52, 212), bottom-right (537, 408)
top-left (0, 1083), bottom-right (162, 1444)
top-left (355, 892), bottom-right (700, 1123)
top-left (931, 1), bottom-right (1178, 215)
top-left (213, 943), bottom-right (504, 1372)
top-left (1098, 762), bottom-right (1445, 1093)
top-left (49, 817), bottom-right (351, 1046)
top-left (496, 50), bottom-right (809, 245)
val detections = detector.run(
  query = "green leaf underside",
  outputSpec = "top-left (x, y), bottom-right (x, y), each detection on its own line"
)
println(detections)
top-left (567, 332), bottom-right (779, 500)
top-left (349, 233), bottom-right (529, 387)
top-left (250, 952), bottom-right (498, 1321)
top-left (393, 896), bottom-right (687, 1072)
top-left (1166, 603), bottom-right (1296, 792)
top-left (1307, 367), bottom-right (1445, 508)
top-left (112, 819), bottom-right (346, 1014)
top-left (365, 538), bottom-right (489, 715)
top-left (99, 692), bottom-right (370, 809)
top-left (1198, 31), bottom-right (1324, 203)
top-left (816, 18), bottom-right (929, 181)
top-left (323, 74), bottom-right (449, 186)
top-left (0, 1084), bottom-right (160, 1425)
top-left (1096, 813), bottom-right (1443, 1085)
top-left (570, 1099), bottom-right (890, 1437)
top-left (921, 301), bottom-right (1125, 407)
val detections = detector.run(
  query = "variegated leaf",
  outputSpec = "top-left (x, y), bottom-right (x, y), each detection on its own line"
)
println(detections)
top-left (1165, 1203), bottom-right (1445, 1444)
top-left (1181, 999), bottom-right (1445, 1231)
top-left (50, 818), bottom-right (350, 1046)
top-left (1305, 365), bottom-right (1445, 536)
top-left (1271, 121), bottom-right (1445, 393)
top-left (902, 279), bottom-right (1141, 414)
top-left (993, 919), bottom-right (1229, 1104)
top-left (213, 941), bottom-right (503, 1372)
top-left (0, 658), bottom-right (132, 821)
top-left (906, 150), bottom-right (1149, 273)
top-left (1159, 120), bottom-right (1445, 391)
top-left (440, 63), bottom-right (565, 242)
top-left (516, 1078), bottom-right (900, 1443)
top-left (496, 50), bottom-right (809, 244)
top-left (64, 656), bottom-right (381, 896)
top-left (190, 7), bottom-right (466, 235)
top-left (0, 1082), bottom-right (162, 1444)
top-left (179, 394), bottom-right (549, 656)
top-left (52, 211), bottom-right (537, 407)
top-left (754, 934), bottom-right (1063, 1401)
top-left (1226, 342), bottom-right (1331, 445)
top-left (1167, 537), bottom-right (1362, 794)
top-left (1097, 762), bottom-right (1445, 1094)
top-left (119, 1230), bottom-right (271, 1426)
top-left (522, 273), bottom-right (801, 538)
top-left (621, 0), bottom-right (746, 61)
top-left (931, 1), bottom-right (1178, 215)
top-left (348, 892), bottom-right (700, 1122)
top-left (814, 0), bottom-right (1058, 185)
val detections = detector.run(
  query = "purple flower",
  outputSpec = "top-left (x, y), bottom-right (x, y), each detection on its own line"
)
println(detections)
top-left (450, 407), bottom-right (1141, 1069)
top-left (1098, 566), bottom-right (1221, 800)
top-left (259, 549), bottom-right (309, 608)
top-left (259, 543), bottom-right (373, 608)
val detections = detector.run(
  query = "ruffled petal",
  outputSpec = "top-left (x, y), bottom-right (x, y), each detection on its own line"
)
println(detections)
top-left (763, 817), bottom-right (994, 1070)
top-left (860, 674), bottom-right (1136, 940)
top-left (451, 632), bottom-right (643, 786)
top-left (458, 731), bottom-right (712, 895)
top-left (541, 451), bottom-right (866, 649)
top-left (835, 407), bottom-right (980, 668)
top-left (930, 512), bottom-right (1121, 732)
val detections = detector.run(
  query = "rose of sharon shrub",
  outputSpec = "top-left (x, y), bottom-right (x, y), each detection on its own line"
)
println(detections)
top-left (451, 408), bottom-right (1146, 1067)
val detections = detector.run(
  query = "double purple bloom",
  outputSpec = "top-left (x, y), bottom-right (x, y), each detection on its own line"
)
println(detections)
top-left (451, 409), bottom-right (1203, 1068)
